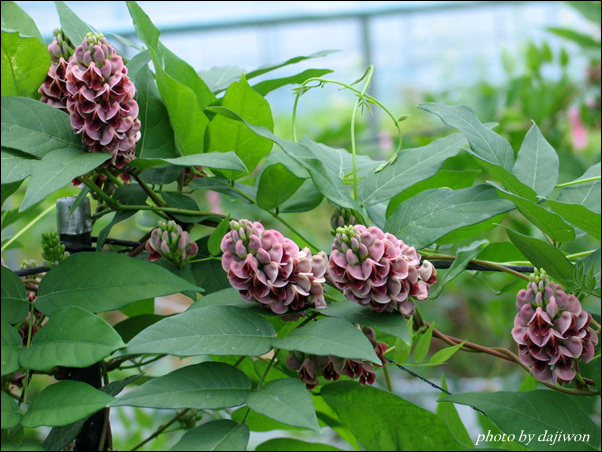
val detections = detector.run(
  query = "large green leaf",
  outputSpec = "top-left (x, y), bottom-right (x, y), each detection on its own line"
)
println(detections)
top-left (19, 306), bottom-right (125, 371)
top-left (1, 97), bottom-right (83, 158)
top-left (111, 362), bottom-right (250, 409)
top-left (322, 382), bottom-right (459, 451)
top-left (200, 65), bottom-right (245, 93)
top-left (1, 266), bottom-right (28, 324)
top-left (207, 76), bottom-right (273, 178)
top-left (1, 30), bottom-right (49, 97)
top-left (442, 390), bottom-right (601, 451)
top-left (35, 252), bottom-right (201, 315)
top-left (208, 106), bottom-right (360, 211)
top-left (255, 439), bottom-right (344, 451)
top-left (257, 163), bottom-right (305, 210)
top-left (513, 123), bottom-right (559, 197)
top-left (385, 185), bottom-right (514, 249)
top-left (139, 152), bottom-right (246, 172)
top-left (154, 63), bottom-right (210, 156)
top-left (126, 1), bottom-right (160, 48)
top-left (429, 241), bottom-right (486, 299)
top-left (321, 301), bottom-right (411, 345)
top-left (547, 200), bottom-right (601, 241)
top-left (1, 2), bottom-right (45, 43)
top-left (21, 381), bottom-right (114, 428)
top-left (1, 148), bottom-right (36, 184)
top-left (1, 320), bottom-right (22, 376)
top-left (246, 378), bottom-right (319, 431)
top-left (1, 391), bottom-right (21, 429)
top-left (437, 375), bottom-right (472, 447)
top-left (170, 420), bottom-right (249, 451)
top-left (126, 305), bottom-right (275, 356)
top-left (359, 133), bottom-right (467, 206)
top-left (55, 1), bottom-right (91, 46)
top-left (21, 149), bottom-right (110, 211)
top-left (419, 103), bottom-right (537, 201)
top-left (557, 163), bottom-right (601, 214)
top-left (275, 317), bottom-right (379, 363)
top-left (507, 229), bottom-right (575, 285)
top-left (489, 182), bottom-right (575, 243)
top-left (128, 61), bottom-right (178, 163)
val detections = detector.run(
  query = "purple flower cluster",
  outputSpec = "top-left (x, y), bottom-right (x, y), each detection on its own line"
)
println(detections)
top-left (329, 225), bottom-right (436, 316)
top-left (286, 327), bottom-right (388, 389)
top-left (512, 269), bottom-right (598, 385)
top-left (146, 220), bottom-right (198, 267)
top-left (39, 31), bottom-right (141, 168)
top-left (221, 220), bottom-right (328, 314)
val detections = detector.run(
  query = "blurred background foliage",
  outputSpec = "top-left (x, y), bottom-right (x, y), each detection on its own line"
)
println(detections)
top-left (3, 1), bottom-right (601, 449)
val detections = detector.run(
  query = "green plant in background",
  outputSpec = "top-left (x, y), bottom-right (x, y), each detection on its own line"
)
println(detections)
top-left (1, 1), bottom-right (600, 451)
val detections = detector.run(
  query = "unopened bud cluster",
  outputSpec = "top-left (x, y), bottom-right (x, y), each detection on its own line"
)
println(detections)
top-left (146, 220), bottom-right (198, 267)
top-left (221, 219), bottom-right (328, 314)
top-left (286, 327), bottom-right (388, 389)
top-left (39, 31), bottom-right (141, 168)
top-left (512, 269), bottom-right (598, 385)
top-left (329, 225), bottom-right (436, 316)
top-left (41, 232), bottom-right (68, 267)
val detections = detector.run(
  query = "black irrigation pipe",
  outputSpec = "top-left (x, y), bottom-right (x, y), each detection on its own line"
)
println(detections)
top-left (385, 358), bottom-right (487, 416)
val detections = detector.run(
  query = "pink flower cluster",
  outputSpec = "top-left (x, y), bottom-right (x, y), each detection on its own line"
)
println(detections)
top-left (286, 327), bottom-right (388, 389)
top-left (512, 269), bottom-right (598, 385)
top-left (39, 31), bottom-right (141, 168)
top-left (221, 220), bottom-right (328, 314)
top-left (329, 225), bottom-right (436, 316)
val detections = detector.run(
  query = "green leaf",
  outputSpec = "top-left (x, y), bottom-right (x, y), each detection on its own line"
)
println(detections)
top-left (546, 27), bottom-right (601, 50)
top-left (19, 306), bottom-right (125, 371)
top-left (257, 163), bottom-right (305, 210)
top-left (208, 216), bottom-right (230, 256)
top-left (489, 182), bottom-right (575, 243)
top-left (419, 103), bottom-right (537, 201)
top-left (139, 152), bottom-right (246, 172)
top-left (111, 362), bottom-right (250, 409)
top-left (97, 184), bottom-right (148, 248)
top-left (252, 68), bottom-right (333, 96)
top-left (35, 252), bottom-right (201, 315)
top-left (189, 288), bottom-right (248, 310)
top-left (113, 314), bottom-right (164, 343)
top-left (139, 165), bottom-right (182, 185)
top-left (1, 266), bottom-right (28, 324)
top-left (126, 305), bottom-right (275, 356)
top-left (55, 1), bottom-right (91, 45)
top-left (21, 149), bottom-right (110, 211)
top-left (128, 61), bottom-right (178, 163)
top-left (21, 381), bottom-right (114, 428)
top-left (170, 420), bottom-right (249, 451)
top-left (322, 301), bottom-right (411, 346)
top-left (476, 242), bottom-right (527, 264)
top-left (1, 180), bottom-right (22, 207)
top-left (578, 249), bottom-right (600, 290)
top-left (322, 381), bottom-right (459, 451)
top-left (427, 342), bottom-right (464, 366)
top-left (275, 317), bottom-right (379, 363)
top-left (1, 148), bottom-right (36, 184)
top-left (126, 1), bottom-right (160, 48)
top-left (1, 2), bottom-right (45, 44)
top-left (507, 229), bottom-right (575, 285)
top-left (547, 200), bottom-right (601, 241)
top-left (1, 320), bottom-right (22, 376)
top-left (359, 133), bottom-right (467, 206)
top-left (413, 323), bottom-right (434, 363)
top-left (279, 179), bottom-right (324, 213)
top-left (153, 60), bottom-right (210, 156)
top-left (430, 241), bottom-right (486, 299)
top-left (245, 50), bottom-right (339, 80)
top-left (188, 177), bottom-right (257, 204)
top-left (513, 123), bottom-right (558, 197)
top-left (199, 65), bottom-right (245, 93)
top-left (557, 163), bottom-right (600, 214)
top-left (206, 76), bottom-right (274, 178)
top-left (208, 106), bottom-right (360, 211)
top-left (190, 258), bottom-right (231, 295)
top-left (246, 378), bottom-right (319, 431)
top-left (161, 192), bottom-right (208, 223)
top-left (255, 439), bottom-right (344, 451)
top-left (1, 30), bottom-right (49, 97)
top-left (437, 375), bottom-right (472, 447)
top-left (1, 97), bottom-right (84, 158)
top-left (1, 391), bottom-right (21, 429)
top-left (442, 390), bottom-right (601, 451)
top-left (385, 185), bottom-right (514, 249)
